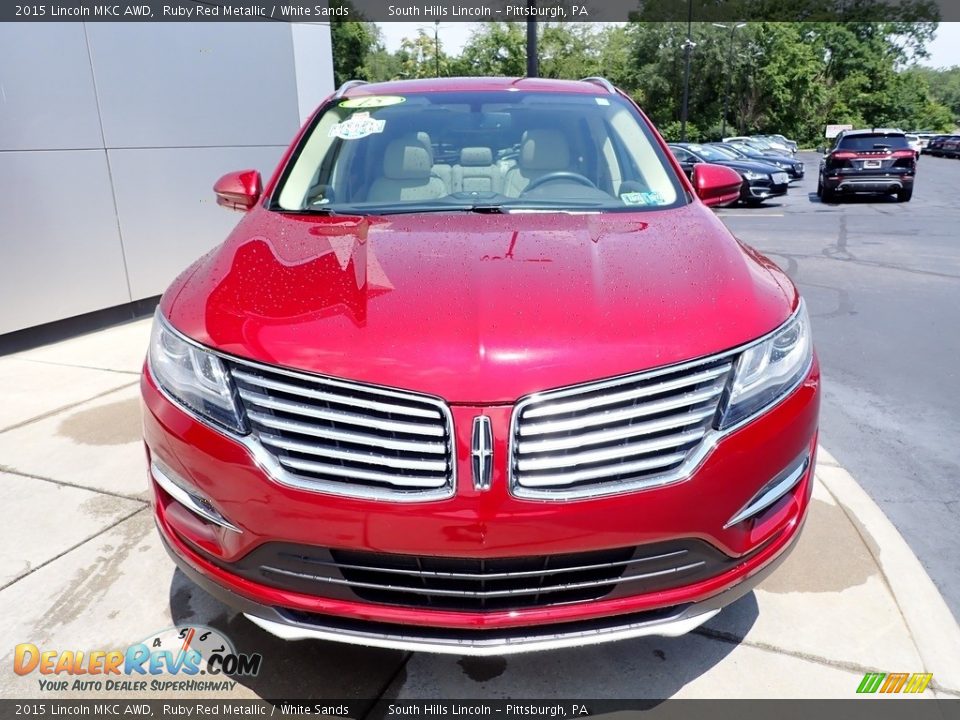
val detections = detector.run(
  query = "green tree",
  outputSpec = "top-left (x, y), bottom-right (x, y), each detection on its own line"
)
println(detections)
top-left (329, 6), bottom-right (382, 87)
top-left (396, 29), bottom-right (451, 79)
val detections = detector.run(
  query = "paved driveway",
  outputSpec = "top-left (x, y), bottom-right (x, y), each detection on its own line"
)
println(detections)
top-left (717, 152), bottom-right (960, 620)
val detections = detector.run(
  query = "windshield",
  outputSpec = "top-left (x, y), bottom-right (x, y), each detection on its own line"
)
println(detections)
top-left (709, 144), bottom-right (742, 158)
top-left (272, 90), bottom-right (684, 215)
top-left (836, 133), bottom-right (909, 151)
top-left (684, 144), bottom-right (731, 162)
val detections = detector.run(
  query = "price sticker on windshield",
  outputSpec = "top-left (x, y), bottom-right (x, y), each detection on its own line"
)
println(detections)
top-left (329, 112), bottom-right (386, 140)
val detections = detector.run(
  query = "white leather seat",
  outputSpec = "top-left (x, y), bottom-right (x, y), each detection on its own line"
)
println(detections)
top-left (452, 147), bottom-right (502, 194)
top-left (503, 129), bottom-right (572, 197)
top-left (367, 135), bottom-right (448, 202)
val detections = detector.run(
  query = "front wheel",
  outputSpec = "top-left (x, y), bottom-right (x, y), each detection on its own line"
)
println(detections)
top-left (897, 187), bottom-right (913, 202)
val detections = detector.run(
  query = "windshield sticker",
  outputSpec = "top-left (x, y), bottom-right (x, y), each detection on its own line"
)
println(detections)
top-left (594, 98), bottom-right (610, 106)
top-left (339, 96), bottom-right (406, 109)
top-left (329, 112), bottom-right (386, 140)
top-left (621, 191), bottom-right (666, 206)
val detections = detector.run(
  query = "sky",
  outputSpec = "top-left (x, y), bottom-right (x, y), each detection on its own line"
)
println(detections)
top-left (377, 21), bottom-right (960, 69)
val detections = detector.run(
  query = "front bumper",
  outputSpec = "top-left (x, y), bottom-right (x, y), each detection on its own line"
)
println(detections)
top-left (143, 359), bottom-right (819, 653)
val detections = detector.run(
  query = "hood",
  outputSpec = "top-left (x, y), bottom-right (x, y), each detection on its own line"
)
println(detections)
top-left (163, 205), bottom-right (796, 404)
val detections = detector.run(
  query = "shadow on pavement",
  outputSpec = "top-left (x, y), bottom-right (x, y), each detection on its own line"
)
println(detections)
top-left (169, 567), bottom-right (758, 703)
top-left (807, 191), bottom-right (900, 206)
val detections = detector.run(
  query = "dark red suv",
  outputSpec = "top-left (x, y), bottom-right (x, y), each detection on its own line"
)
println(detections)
top-left (817, 129), bottom-right (917, 202)
top-left (142, 77), bottom-right (819, 655)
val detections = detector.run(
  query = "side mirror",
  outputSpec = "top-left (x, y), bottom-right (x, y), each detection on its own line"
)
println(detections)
top-left (816, 146), bottom-right (825, 154)
top-left (213, 170), bottom-right (262, 211)
top-left (692, 163), bottom-right (743, 207)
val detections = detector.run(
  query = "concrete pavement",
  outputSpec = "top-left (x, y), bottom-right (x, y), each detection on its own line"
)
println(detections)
top-left (1, 316), bottom-right (958, 700)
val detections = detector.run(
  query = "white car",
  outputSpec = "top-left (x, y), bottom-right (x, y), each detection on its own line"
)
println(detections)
top-left (904, 134), bottom-right (923, 157)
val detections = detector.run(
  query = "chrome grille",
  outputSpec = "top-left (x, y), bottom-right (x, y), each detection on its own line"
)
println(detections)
top-left (228, 361), bottom-right (455, 499)
top-left (224, 539), bottom-right (734, 612)
top-left (511, 358), bottom-right (734, 499)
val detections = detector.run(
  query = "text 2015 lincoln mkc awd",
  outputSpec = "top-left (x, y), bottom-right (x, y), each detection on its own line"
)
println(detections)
top-left (142, 77), bottom-right (819, 655)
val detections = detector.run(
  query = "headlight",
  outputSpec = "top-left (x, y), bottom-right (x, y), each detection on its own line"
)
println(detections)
top-left (148, 311), bottom-right (246, 433)
top-left (718, 302), bottom-right (813, 429)
top-left (742, 171), bottom-right (767, 181)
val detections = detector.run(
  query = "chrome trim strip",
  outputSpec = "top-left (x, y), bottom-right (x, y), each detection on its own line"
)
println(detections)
top-left (260, 560), bottom-right (706, 599)
top-left (517, 428), bottom-right (704, 472)
top-left (580, 76), bottom-right (617, 94)
top-left (232, 368), bottom-right (441, 419)
top-left (239, 390), bottom-right (446, 437)
top-left (249, 419), bottom-right (446, 454)
top-left (332, 79), bottom-right (369, 99)
top-left (147, 319), bottom-right (458, 503)
top-left (150, 460), bottom-right (241, 533)
top-left (519, 452), bottom-right (689, 488)
top-left (285, 548), bottom-right (689, 581)
top-left (522, 364), bottom-right (731, 419)
top-left (279, 456), bottom-right (447, 489)
top-left (724, 454), bottom-right (810, 529)
top-left (517, 383), bottom-right (725, 436)
top-left (259, 433), bottom-right (448, 472)
top-left (517, 407), bottom-right (715, 454)
top-left (508, 302), bottom-right (812, 500)
top-left (243, 608), bottom-right (720, 656)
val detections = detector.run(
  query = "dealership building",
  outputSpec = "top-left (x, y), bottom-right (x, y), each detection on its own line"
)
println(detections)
top-left (0, 22), bottom-right (334, 335)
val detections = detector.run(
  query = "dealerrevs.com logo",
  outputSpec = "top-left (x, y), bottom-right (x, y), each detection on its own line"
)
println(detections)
top-left (13, 625), bottom-right (262, 693)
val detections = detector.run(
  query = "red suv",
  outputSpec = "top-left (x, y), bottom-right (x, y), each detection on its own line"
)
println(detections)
top-left (142, 77), bottom-right (819, 655)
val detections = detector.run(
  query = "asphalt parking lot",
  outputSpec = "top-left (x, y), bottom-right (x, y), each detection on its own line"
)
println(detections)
top-left (1, 151), bottom-right (959, 704)
top-left (716, 151), bottom-right (960, 619)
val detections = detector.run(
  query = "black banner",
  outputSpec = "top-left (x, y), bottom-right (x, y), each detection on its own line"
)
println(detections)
top-left (2, 699), bottom-right (960, 720)
top-left (0, 0), bottom-right (952, 23)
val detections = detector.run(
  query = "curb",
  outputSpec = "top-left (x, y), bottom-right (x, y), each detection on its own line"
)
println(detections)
top-left (815, 445), bottom-right (960, 693)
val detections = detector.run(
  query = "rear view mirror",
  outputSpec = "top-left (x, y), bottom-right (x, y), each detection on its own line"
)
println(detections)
top-left (692, 163), bottom-right (743, 208)
top-left (213, 170), bottom-right (262, 211)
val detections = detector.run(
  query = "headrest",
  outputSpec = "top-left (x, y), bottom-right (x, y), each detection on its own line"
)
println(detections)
top-left (383, 136), bottom-right (433, 180)
top-left (416, 131), bottom-right (434, 163)
top-left (520, 129), bottom-right (570, 171)
top-left (459, 147), bottom-right (493, 166)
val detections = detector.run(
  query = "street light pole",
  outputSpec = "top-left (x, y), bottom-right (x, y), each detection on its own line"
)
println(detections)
top-left (679, 0), bottom-right (694, 142)
top-left (434, 21), bottom-right (440, 77)
top-left (713, 22), bottom-right (745, 139)
top-left (526, 0), bottom-right (538, 77)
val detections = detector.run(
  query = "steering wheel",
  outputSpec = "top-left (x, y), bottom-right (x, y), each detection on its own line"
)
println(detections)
top-left (522, 171), bottom-right (599, 194)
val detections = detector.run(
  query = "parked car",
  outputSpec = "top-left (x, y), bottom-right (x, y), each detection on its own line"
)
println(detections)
top-left (817, 129), bottom-right (917, 202)
top-left (941, 136), bottom-right (960, 158)
top-left (723, 135), bottom-right (794, 156)
top-left (715, 142), bottom-right (805, 179)
top-left (670, 143), bottom-right (789, 206)
top-left (766, 134), bottom-right (799, 152)
top-left (755, 134), bottom-right (798, 154)
top-left (904, 134), bottom-right (923, 157)
top-left (925, 135), bottom-right (950, 156)
top-left (142, 76), bottom-right (819, 656)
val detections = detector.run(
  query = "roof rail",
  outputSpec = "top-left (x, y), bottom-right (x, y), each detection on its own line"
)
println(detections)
top-left (580, 76), bottom-right (616, 94)
top-left (333, 79), bottom-right (369, 99)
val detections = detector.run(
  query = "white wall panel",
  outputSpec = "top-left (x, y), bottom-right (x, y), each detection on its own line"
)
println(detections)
top-left (85, 23), bottom-right (301, 149)
top-left (108, 146), bottom-right (286, 299)
top-left (0, 151), bottom-right (129, 334)
top-left (0, 23), bottom-right (103, 151)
